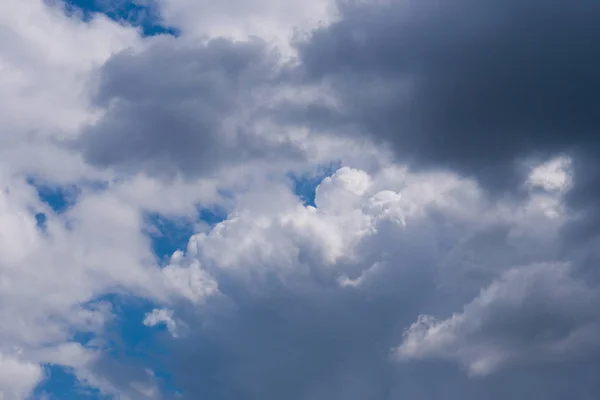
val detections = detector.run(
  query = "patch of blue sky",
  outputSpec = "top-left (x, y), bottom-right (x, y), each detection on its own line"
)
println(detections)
top-left (28, 178), bottom-right (80, 234)
top-left (61, 0), bottom-right (179, 36)
top-left (28, 178), bottom-right (109, 215)
top-left (99, 295), bottom-right (161, 360)
top-left (33, 365), bottom-right (109, 400)
top-left (29, 179), bottom-right (108, 234)
top-left (93, 294), bottom-right (180, 396)
top-left (197, 206), bottom-right (228, 228)
top-left (145, 206), bottom-right (228, 264)
top-left (28, 179), bottom-right (80, 215)
top-left (289, 162), bottom-right (341, 207)
top-left (34, 293), bottom-right (178, 398)
top-left (35, 212), bottom-right (48, 232)
top-left (145, 212), bottom-right (196, 263)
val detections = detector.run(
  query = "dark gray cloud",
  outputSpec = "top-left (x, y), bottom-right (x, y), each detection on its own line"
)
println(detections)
top-left (76, 36), bottom-right (304, 178)
top-left (75, 0), bottom-right (600, 212)
top-left (158, 253), bottom-right (600, 400)
top-left (162, 229), bottom-right (455, 400)
top-left (294, 0), bottom-right (600, 191)
top-left (91, 165), bottom-right (600, 400)
top-left (397, 263), bottom-right (600, 375)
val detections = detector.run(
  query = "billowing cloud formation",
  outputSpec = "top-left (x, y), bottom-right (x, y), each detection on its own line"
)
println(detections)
top-left (397, 262), bottom-right (600, 376)
top-left (296, 0), bottom-right (600, 191)
top-left (0, 171), bottom-right (218, 397)
top-left (154, 0), bottom-right (337, 49)
top-left (3, 0), bottom-right (600, 399)
top-left (76, 36), bottom-right (309, 179)
top-left (136, 164), bottom-right (600, 399)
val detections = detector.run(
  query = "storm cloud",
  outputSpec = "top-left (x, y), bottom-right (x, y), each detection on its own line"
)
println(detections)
top-left (295, 0), bottom-right (600, 190)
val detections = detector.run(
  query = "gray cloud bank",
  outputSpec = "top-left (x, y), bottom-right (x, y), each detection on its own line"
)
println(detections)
top-left (72, 2), bottom-right (600, 399)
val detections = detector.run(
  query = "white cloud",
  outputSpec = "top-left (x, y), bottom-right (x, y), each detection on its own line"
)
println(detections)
top-left (141, 161), bottom-right (598, 399)
top-left (0, 353), bottom-right (43, 399)
top-left (172, 162), bottom-right (572, 297)
top-left (144, 308), bottom-right (180, 337)
top-left (527, 156), bottom-right (573, 193)
top-left (162, 257), bottom-right (219, 304)
top-left (155, 0), bottom-right (338, 53)
top-left (396, 262), bottom-right (600, 376)
top-left (0, 0), bottom-right (141, 182)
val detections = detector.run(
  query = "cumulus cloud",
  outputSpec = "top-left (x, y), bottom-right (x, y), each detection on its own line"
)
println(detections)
top-left (396, 262), bottom-right (600, 376)
top-left (130, 164), bottom-right (598, 400)
top-left (154, 0), bottom-right (338, 52)
top-left (3, 0), bottom-right (600, 399)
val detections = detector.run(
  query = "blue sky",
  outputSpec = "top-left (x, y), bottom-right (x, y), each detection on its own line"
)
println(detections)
top-left (63, 0), bottom-right (177, 36)
top-left (289, 163), bottom-right (340, 207)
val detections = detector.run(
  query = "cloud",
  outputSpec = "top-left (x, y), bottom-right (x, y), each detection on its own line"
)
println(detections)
top-left (0, 0), bottom-right (142, 184)
top-left (527, 156), bottom-right (572, 193)
top-left (144, 308), bottom-right (180, 337)
top-left (0, 171), bottom-right (198, 397)
top-left (396, 262), bottom-right (600, 376)
top-left (154, 0), bottom-right (338, 51)
top-left (75, 34), bottom-right (309, 179)
top-left (294, 0), bottom-right (600, 192)
top-left (0, 354), bottom-right (44, 399)
top-left (3, 0), bottom-right (600, 398)
top-left (119, 163), bottom-right (598, 400)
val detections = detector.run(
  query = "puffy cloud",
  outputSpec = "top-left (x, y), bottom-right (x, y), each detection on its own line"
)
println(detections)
top-left (144, 308), bottom-right (180, 337)
top-left (3, 0), bottom-right (600, 398)
top-left (396, 262), bottom-right (600, 376)
top-left (527, 157), bottom-right (573, 193)
top-left (0, 354), bottom-right (43, 399)
top-left (154, 0), bottom-right (338, 52)
top-left (0, 0), bottom-right (141, 183)
top-left (75, 35), bottom-right (309, 179)
top-left (125, 163), bottom-right (597, 400)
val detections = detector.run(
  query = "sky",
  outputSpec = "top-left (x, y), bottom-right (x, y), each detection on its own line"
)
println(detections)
top-left (1, 0), bottom-right (600, 399)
